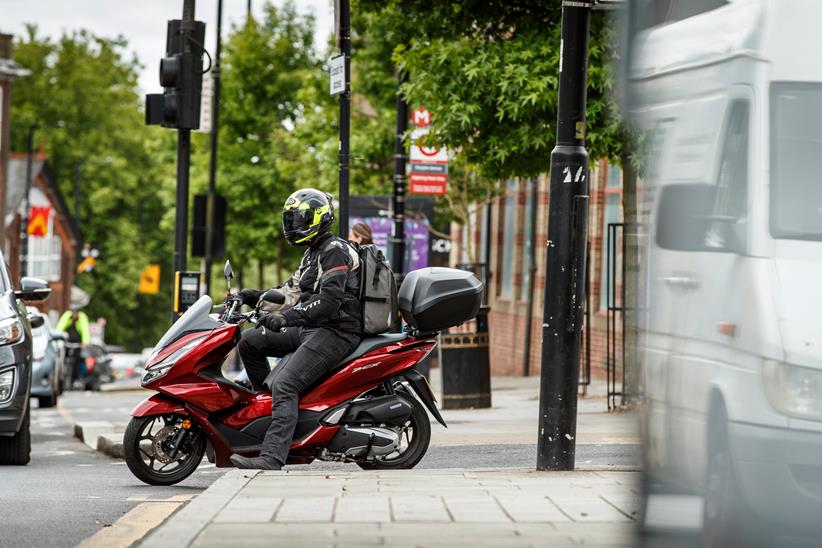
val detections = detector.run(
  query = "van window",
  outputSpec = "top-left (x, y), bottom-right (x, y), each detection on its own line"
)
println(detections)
top-left (770, 83), bottom-right (822, 240)
top-left (714, 101), bottom-right (749, 221)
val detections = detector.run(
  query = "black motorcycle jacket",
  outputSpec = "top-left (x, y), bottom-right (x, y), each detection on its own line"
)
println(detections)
top-left (279, 232), bottom-right (361, 333)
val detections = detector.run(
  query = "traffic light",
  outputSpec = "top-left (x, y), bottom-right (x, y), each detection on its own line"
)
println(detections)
top-left (146, 19), bottom-right (206, 129)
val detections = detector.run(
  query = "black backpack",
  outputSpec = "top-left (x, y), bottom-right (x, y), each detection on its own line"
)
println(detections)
top-left (356, 244), bottom-right (398, 335)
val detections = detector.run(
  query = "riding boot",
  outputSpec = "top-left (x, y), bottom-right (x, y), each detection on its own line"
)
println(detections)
top-left (229, 453), bottom-right (283, 470)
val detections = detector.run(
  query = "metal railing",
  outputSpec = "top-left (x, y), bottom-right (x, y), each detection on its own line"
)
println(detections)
top-left (606, 222), bottom-right (627, 410)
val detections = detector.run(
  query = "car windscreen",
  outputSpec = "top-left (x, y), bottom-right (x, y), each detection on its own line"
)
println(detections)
top-left (770, 82), bottom-right (822, 241)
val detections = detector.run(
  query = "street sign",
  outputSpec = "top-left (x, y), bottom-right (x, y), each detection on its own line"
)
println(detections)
top-left (198, 71), bottom-right (212, 133)
top-left (27, 206), bottom-right (50, 237)
top-left (329, 54), bottom-right (345, 96)
top-left (409, 173), bottom-right (447, 195)
top-left (139, 264), bottom-right (161, 295)
top-left (412, 106), bottom-right (431, 127)
top-left (408, 107), bottom-right (448, 195)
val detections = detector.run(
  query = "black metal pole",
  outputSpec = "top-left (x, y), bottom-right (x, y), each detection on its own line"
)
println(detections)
top-left (522, 180), bottom-right (539, 376)
top-left (536, 2), bottom-right (591, 471)
top-left (173, 0), bottom-right (195, 320)
top-left (20, 124), bottom-right (36, 278)
top-left (337, 0), bottom-right (351, 239)
top-left (391, 70), bottom-right (408, 273)
top-left (204, 0), bottom-right (223, 296)
top-left (174, 130), bottom-right (191, 277)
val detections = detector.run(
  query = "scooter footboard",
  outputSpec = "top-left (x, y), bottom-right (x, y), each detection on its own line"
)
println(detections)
top-left (131, 393), bottom-right (188, 417)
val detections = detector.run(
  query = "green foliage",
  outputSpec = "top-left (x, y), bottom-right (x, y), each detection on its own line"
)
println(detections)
top-left (10, 25), bottom-right (175, 349)
top-left (358, 1), bottom-right (628, 180)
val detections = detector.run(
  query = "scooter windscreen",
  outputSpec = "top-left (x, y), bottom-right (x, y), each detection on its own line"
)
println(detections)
top-left (151, 295), bottom-right (221, 355)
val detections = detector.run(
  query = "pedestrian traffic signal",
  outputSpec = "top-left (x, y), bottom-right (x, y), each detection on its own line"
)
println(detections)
top-left (146, 19), bottom-right (206, 129)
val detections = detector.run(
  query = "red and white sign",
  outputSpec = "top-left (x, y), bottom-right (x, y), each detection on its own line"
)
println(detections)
top-left (412, 106), bottom-right (431, 128)
top-left (409, 173), bottom-right (447, 195)
top-left (408, 106), bottom-right (447, 195)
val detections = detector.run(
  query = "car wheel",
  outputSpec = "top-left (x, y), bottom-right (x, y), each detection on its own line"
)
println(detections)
top-left (38, 392), bottom-right (57, 409)
top-left (0, 406), bottom-right (31, 465)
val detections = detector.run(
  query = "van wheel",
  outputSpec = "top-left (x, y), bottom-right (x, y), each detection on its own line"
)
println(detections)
top-left (357, 394), bottom-right (430, 470)
top-left (703, 405), bottom-right (762, 548)
top-left (0, 406), bottom-right (31, 465)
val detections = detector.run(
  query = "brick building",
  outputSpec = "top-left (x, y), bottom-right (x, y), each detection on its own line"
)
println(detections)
top-left (5, 154), bottom-right (81, 313)
top-left (450, 160), bottom-right (624, 378)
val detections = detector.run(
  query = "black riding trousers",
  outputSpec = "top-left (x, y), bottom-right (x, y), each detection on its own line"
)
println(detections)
top-left (237, 325), bottom-right (360, 465)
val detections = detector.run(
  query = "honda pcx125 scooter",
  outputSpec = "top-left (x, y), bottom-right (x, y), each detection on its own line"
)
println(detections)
top-left (124, 262), bottom-right (483, 485)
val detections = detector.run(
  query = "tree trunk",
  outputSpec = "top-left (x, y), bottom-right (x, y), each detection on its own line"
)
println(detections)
top-left (258, 258), bottom-right (264, 289)
top-left (621, 148), bottom-right (640, 407)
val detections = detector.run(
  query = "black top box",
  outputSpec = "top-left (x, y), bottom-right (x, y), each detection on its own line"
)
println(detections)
top-left (398, 268), bottom-right (483, 332)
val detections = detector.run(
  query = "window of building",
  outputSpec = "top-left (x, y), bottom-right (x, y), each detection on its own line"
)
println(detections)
top-left (520, 179), bottom-right (536, 301)
top-left (599, 165), bottom-right (622, 311)
top-left (26, 211), bottom-right (62, 282)
top-left (499, 179), bottom-right (518, 298)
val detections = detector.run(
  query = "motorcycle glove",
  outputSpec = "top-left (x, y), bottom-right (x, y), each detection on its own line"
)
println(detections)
top-left (237, 289), bottom-right (264, 307)
top-left (260, 313), bottom-right (286, 332)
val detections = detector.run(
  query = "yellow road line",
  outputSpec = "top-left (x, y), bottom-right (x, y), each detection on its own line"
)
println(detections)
top-left (57, 399), bottom-right (77, 425)
top-left (76, 501), bottom-right (182, 548)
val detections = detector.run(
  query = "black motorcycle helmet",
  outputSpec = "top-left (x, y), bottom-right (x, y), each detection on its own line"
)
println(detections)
top-left (282, 188), bottom-right (335, 246)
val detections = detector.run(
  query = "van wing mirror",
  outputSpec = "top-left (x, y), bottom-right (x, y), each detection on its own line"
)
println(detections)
top-left (15, 277), bottom-right (51, 302)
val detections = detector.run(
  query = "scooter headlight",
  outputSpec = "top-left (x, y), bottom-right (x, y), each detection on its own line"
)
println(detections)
top-left (141, 336), bottom-right (206, 386)
top-left (763, 360), bottom-right (822, 421)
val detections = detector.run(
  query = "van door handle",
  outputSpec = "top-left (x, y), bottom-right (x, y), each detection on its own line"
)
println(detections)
top-left (660, 276), bottom-right (700, 290)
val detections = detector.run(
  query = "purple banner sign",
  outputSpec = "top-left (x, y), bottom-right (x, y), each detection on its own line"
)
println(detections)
top-left (350, 216), bottom-right (429, 273)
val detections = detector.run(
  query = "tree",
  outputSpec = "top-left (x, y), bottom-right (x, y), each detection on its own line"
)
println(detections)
top-left (216, 2), bottom-right (325, 281)
top-left (10, 25), bottom-right (177, 349)
top-left (357, 1), bottom-right (629, 179)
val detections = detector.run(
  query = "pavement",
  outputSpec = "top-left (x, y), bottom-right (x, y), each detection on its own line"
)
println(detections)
top-left (140, 468), bottom-right (639, 548)
top-left (86, 372), bottom-right (638, 547)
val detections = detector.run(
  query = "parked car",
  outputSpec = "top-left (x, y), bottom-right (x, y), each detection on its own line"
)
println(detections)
top-left (0, 270), bottom-right (50, 465)
top-left (26, 307), bottom-right (66, 408)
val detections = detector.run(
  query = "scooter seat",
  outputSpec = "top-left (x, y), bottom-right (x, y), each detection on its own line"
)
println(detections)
top-left (340, 333), bottom-right (408, 365)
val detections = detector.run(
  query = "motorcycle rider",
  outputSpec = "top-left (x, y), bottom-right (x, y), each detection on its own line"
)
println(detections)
top-left (229, 188), bottom-right (362, 470)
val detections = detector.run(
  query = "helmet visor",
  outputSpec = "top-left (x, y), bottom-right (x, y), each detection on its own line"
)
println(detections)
top-left (282, 208), bottom-right (313, 234)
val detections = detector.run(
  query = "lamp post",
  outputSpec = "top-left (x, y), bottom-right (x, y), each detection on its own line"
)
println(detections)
top-left (536, 1), bottom-right (592, 471)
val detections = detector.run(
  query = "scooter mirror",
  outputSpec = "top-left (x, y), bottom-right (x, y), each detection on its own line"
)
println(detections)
top-left (224, 260), bottom-right (233, 281)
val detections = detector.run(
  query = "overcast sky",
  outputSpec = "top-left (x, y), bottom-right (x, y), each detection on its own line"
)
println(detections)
top-left (0, 0), bottom-right (335, 93)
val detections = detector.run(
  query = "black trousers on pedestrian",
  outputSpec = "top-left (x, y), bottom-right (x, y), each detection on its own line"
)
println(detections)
top-left (237, 325), bottom-right (361, 465)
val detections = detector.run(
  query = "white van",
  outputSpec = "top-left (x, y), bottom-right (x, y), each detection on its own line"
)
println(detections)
top-left (633, 0), bottom-right (822, 544)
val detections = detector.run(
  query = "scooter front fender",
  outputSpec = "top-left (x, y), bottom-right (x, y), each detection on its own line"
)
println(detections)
top-left (131, 393), bottom-right (188, 417)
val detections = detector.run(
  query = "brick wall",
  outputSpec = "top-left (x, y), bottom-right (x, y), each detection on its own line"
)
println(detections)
top-left (448, 160), bottom-right (624, 379)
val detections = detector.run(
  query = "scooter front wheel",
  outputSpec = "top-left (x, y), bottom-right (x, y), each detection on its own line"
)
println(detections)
top-left (124, 415), bottom-right (206, 486)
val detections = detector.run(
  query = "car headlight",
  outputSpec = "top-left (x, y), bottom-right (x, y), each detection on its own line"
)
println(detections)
top-left (0, 368), bottom-right (15, 403)
top-left (141, 336), bottom-right (206, 385)
top-left (763, 360), bottom-right (822, 421)
top-left (0, 317), bottom-right (23, 346)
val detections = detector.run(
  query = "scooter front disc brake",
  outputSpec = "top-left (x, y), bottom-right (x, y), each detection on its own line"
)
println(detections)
top-left (152, 425), bottom-right (185, 464)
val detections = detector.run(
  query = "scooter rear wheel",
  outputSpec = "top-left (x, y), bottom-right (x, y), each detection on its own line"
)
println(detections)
top-left (357, 393), bottom-right (431, 470)
top-left (124, 415), bottom-right (206, 486)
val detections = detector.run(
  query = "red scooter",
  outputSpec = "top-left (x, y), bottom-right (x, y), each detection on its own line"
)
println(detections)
top-left (124, 261), bottom-right (482, 485)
